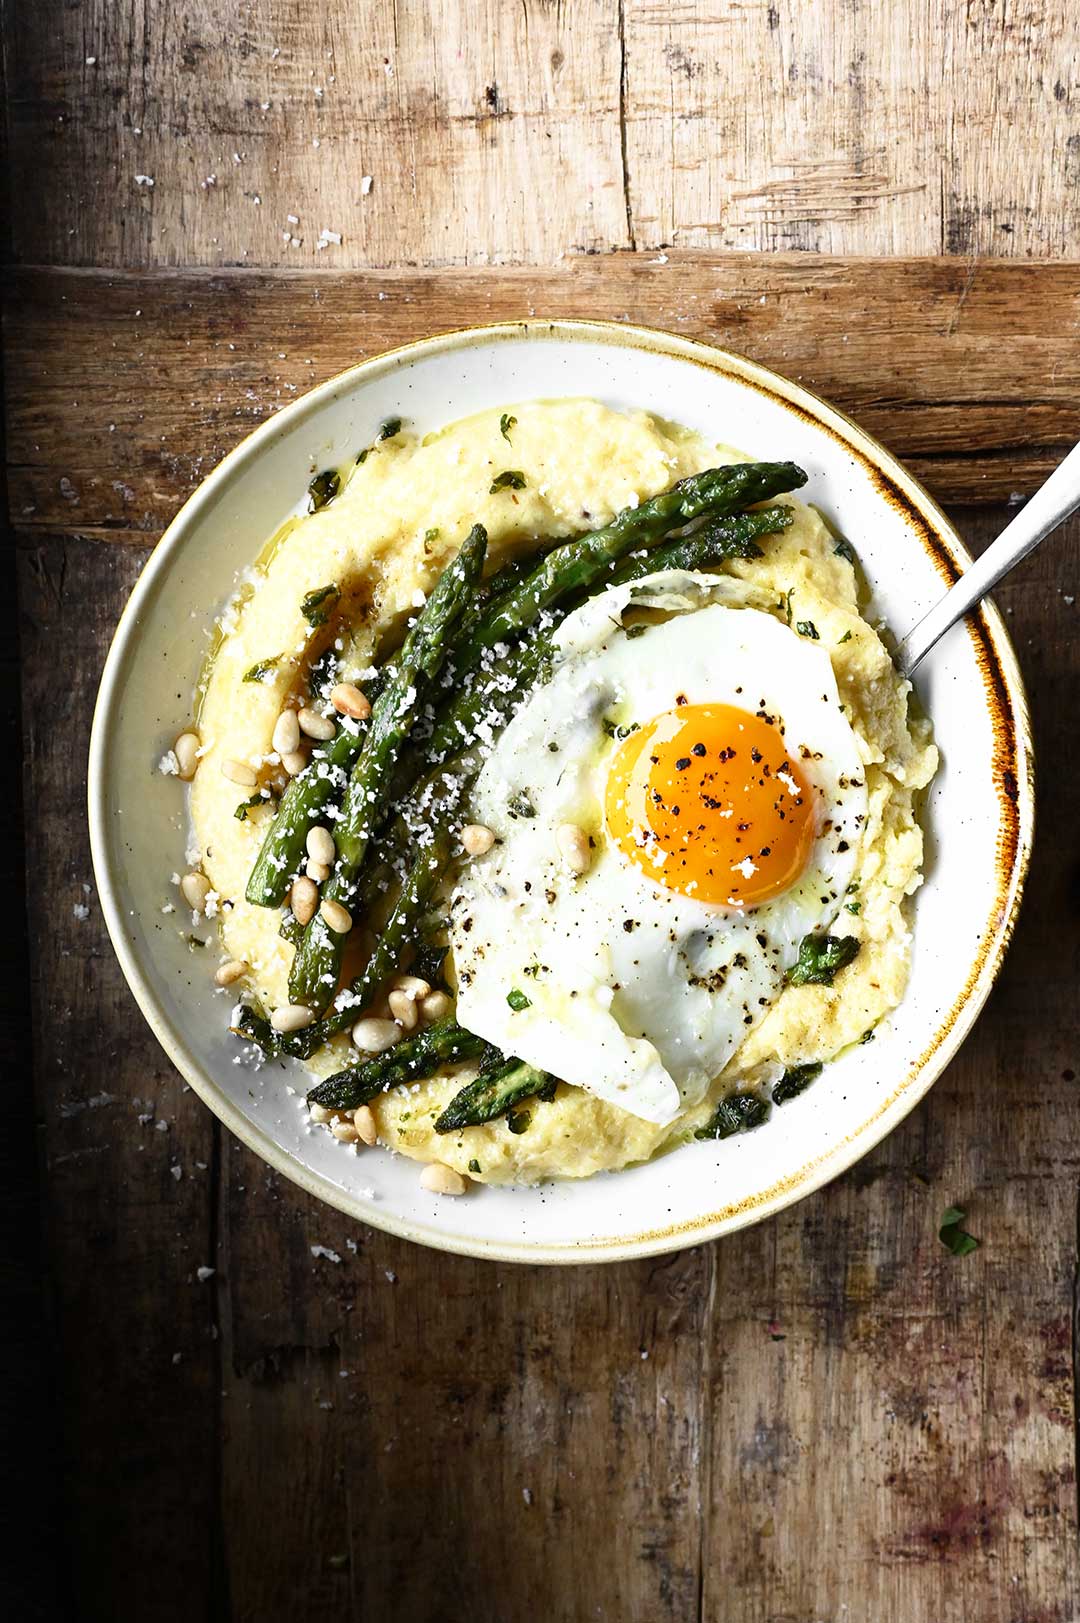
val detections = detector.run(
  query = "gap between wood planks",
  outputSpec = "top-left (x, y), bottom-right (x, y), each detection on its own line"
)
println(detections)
top-left (5, 254), bottom-right (1080, 544)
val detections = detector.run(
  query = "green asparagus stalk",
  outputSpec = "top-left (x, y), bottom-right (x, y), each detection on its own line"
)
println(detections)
top-left (288, 526), bottom-right (488, 1007)
top-left (307, 1018), bottom-right (496, 1112)
top-left (444, 462), bottom-right (806, 676)
top-left (435, 1056), bottom-right (556, 1132)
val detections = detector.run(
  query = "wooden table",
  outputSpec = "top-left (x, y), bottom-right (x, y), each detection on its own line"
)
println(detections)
top-left (6, 6), bottom-right (1080, 1620)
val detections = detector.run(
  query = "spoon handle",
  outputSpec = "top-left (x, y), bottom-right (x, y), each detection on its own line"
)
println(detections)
top-left (895, 439), bottom-right (1080, 676)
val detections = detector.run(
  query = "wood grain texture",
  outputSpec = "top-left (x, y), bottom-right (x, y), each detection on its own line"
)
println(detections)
top-left (9, 0), bottom-right (1080, 1617)
top-left (7, 256), bottom-right (1080, 543)
top-left (7, 0), bottom-right (1080, 268)
top-left (22, 511), bottom-right (1080, 1621)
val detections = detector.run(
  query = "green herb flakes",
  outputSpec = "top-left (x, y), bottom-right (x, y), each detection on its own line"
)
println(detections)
top-left (834, 538), bottom-right (856, 563)
top-left (243, 657), bottom-right (280, 684)
top-left (772, 1062), bottom-right (823, 1106)
top-left (234, 792), bottom-right (265, 822)
top-left (838, 630), bottom-right (853, 644)
top-left (939, 1205), bottom-right (980, 1257)
top-left (695, 1092), bottom-right (770, 1141)
top-left (507, 790), bottom-right (536, 819)
top-left (379, 417), bottom-right (403, 441)
top-left (506, 1109), bottom-right (531, 1135)
top-left (301, 584), bottom-right (340, 627)
top-left (490, 470), bottom-right (527, 493)
top-left (500, 413), bottom-right (517, 442)
top-left (787, 933), bottom-right (860, 987)
top-left (796, 619), bottom-right (820, 640)
top-left (468, 1159), bottom-right (482, 1175)
top-left (506, 988), bottom-right (532, 1012)
top-left (308, 469), bottom-right (340, 512)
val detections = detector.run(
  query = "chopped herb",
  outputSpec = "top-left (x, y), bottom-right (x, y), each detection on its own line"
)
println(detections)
top-left (834, 538), bottom-right (856, 563)
top-left (379, 417), bottom-right (403, 440)
top-left (243, 656), bottom-right (280, 683)
top-left (624, 624), bottom-right (647, 639)
top-left (796, 619), bottom-right (820, 640)
top-left (778, 587), bottom-right (794, 625)
top-left (507, 790), bottom-right (536, 819)
top-left (506, 988), bottom-right (532, 1012)
top-left (695, 1092), bottom-right (770, 1140)
top-left (859, 1028), bottom-right (875, 1044)
top-left (301, 584), bottom-right (340, 627)
top-left (838, 630), bottom-right (852, 644)
top-left (506, 1109), bottom-right (531, 1134)
top-left (307, 646), bottom-right (339, 699)
top-left (307, 469), bottom-right (341, 511)
top-left (845, 900), bottom-right (861, 914)
top-left (772, 1061), bottom-right (823, 1106)
top-left (188, 934), bottom-right (207, 949)
top-left (411, 941), bottom-right (449, 987)
top-left (423, 526), bottom-right (440, 545)
top-left (490, 470), bottom-right (527, 493)
top-left (939, 1205), bottom-right (980, 1257)
top-left (234, 792), bottom-right (265, 821)
top-left (468, 1159), bottom-right (482, 1174)
top-left (356, 447), bottom-right (369, 465)
top-left (787, 933), bottom-right (860, 987)
top-left (499, 413), bottom-right (517, 442)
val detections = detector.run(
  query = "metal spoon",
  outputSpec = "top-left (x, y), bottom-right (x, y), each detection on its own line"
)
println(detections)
top-left (895, 439), bottom-right (1080, 675)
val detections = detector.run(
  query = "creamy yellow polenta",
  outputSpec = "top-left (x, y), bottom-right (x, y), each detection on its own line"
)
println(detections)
top-left (190, 400), bottom-right (936, 1185)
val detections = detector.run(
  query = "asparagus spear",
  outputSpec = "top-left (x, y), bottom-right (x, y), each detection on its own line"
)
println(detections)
top-left (245, 669), bottom-right (387, 908)
top-left (288, 525), bottom-right (488, 1007)
top-left (444, 461), bottom-right (806, 677)
top-left (435, 1056), bottom-right (556, 1132)
top-left (245, 546), bottom-right (528, 908)
top-left (417, 504), bottom-right (792, 770)
top-left (307, 1018), bottom-right (495, 1112)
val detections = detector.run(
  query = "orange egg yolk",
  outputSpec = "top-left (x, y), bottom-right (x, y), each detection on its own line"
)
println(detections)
top-left (604, 703), bottom-right (817, 909)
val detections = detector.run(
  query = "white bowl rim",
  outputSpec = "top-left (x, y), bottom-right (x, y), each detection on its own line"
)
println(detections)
top-left (88, 317), bottom-right (1034, 1265)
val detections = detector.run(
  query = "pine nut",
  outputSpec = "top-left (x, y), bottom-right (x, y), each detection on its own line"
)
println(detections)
top-left (297, 707), bottom-right (335, 741)
top-left (388, 989), bottom-right (419, 1030)
top-left (461, 823), bottom-right (495, 856)
top-left (180, 872), bottom-right (211, 913)
top-left (306, 825), bottom-right (336, 866)
top-left (272, 708), bottom-right (300, 757)
top-left (281, 749), bottom-right (307, 777)
top-left (556, 821), bottom-right (591, 874)
top-left (271, 1003), bottom-right (315, 1033)
top-left (305, 859), bottom-right (331, 884)
top-left (214, 959), bottom-right (248, 987)
top-left (330, 682), bottom-right (371, 721)
top-left (331, 1121), bottom-right (359, 1143)
top-left (392, 974), bottom-right (431, 999)
top-left (320, 898), bottom-right (353, 934)
top-left (309, 1102), bottom-right (334, 1124)
top-left (420, 989), bottom-right (452, 1024)
top-left (290, 876), bottom-right (319, 926)
top-left (174, 731), bottom-right (200, 780)
top-left (352, 1104), bottom-right (377, 1145)
top-left (221, 757), bottom-right (258, 788)
top-left (351, 1017), bottom-right (401, 1054)
top-left (420, 1162), bottom-right (467, 1196)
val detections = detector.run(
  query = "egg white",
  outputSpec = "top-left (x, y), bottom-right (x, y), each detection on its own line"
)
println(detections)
top-left (449, 571), bottom-right (869, 1125)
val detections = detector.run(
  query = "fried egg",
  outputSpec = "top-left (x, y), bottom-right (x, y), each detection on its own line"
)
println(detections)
top-left (449, 571), bottom-right (868, 1125)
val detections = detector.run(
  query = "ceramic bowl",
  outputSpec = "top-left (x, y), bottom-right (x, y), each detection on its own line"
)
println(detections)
top-left (89, 320), bottom-right (1033, 1263)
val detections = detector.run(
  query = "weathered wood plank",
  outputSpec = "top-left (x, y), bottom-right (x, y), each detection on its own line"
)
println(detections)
top-left (9, 1), bottom-right (1080, 268)
top-left (701, 510), bottom-right (1080, 1621)
top-left (218, 1138), bottom-right (709, 1621)
top-left (18, 538), bottom-right (222, 1621)
top-left (6, 257), bottom-right (1080, 541)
